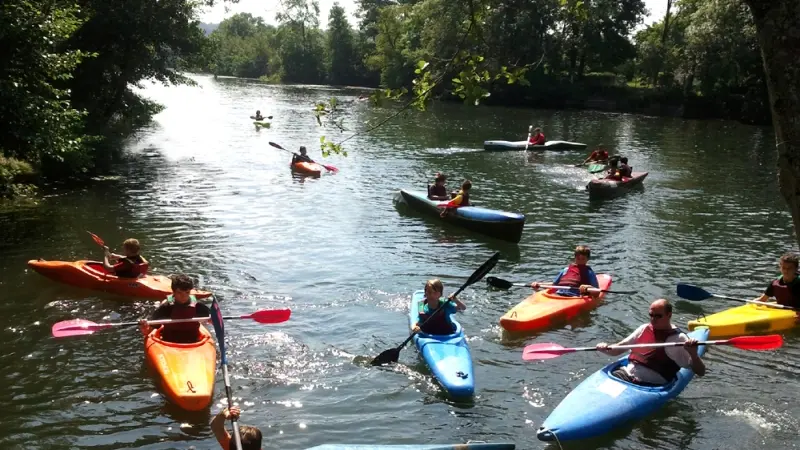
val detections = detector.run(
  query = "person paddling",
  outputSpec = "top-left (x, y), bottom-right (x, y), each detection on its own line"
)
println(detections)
top-left (531, 245), bottom-right (599, 297)
top-left (753, 253), bottom-right (800, 308)
top-left (428, 173), bottom-right (449, 201)
top-left (102, 238), bottom-right (148, 278)
top-left (253, 110), bottom-right (264, 121)
top-left (138, 274), bottom-right (211, 344)
top-left (529, 127), bottom-right (545, 146)
top-left (212, 406), bottom-right (263, 450)
top-left (291, 146), bottom-right (314, 165)
top-left (411, 279), bottom-right (466, 335)
top-left (582, 147), bottom-right (610, 165)
top-left (596, 299), bottom-right (706, 386)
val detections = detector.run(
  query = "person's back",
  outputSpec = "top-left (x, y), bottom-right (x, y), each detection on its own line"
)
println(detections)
top-left (103, 238), bottom-right (148, 278)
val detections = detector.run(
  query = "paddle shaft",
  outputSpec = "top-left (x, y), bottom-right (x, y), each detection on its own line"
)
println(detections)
top-left (222, 364), bottom-right (243, 450)
top-left (576, 340), bottom-right (728, 353)
top-left (523, 125), bottom-right (532, 152)
top-left (712, 293), bottom-right (799, 310)
top-left (64, 314), bottom-right (251, 330)
top-left (496, 280), bottom-right (635, 294)
top-left (398, 287), bottom-right (469, 349)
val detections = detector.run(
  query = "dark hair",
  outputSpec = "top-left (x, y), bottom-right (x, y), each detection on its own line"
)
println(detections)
top-left (170, 274), bottom-right (194, 291)
top-left (780, 252), bottom-right (799, 268)
top-left (620, 157), bottom-right (628, 164)
top-left (299, 146), bottom-right (307, 153)
top-left (434, 172), bottom-right (447, 182)
top-left (462, 180), bottom-right (472, 190)
top-left (230, 426), bottom-right (263, 450)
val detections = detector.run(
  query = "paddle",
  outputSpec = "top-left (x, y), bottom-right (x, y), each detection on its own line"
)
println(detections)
top-left (370, 252), bottom-right (501, 366)
top-left (486, 276), bottom-right (637, 294)
top-left (676, 283), bottom-right (799, 311)
top-left (51, 309), bottom-right (292, 338)
top-left (522, 334), bottom-right (783, 361)
top-left (86, 231), bottom-right (105, 247)
top-left (523, 125), bottom-right (533, 152)
top-left (268, 141), bottom-right (338, 173)
top-left (210, 298), bottom-right (242, 450)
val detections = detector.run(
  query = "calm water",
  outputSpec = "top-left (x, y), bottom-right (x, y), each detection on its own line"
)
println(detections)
top-left (1, 75), bottom-right (798, 449)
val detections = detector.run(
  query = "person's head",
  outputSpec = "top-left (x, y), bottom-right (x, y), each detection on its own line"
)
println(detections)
top-left (434, 173), bottom-right (447, 186)
top-left (229, 425), bottom-right (262, 450)
top-left (649, 299), bottom-right (673, 330)
top-left (573, 245), bottom-right (591, 265)
top-left (424, 279), bottom-right (444, 302)
top-left (170, 274), bottom-right (194, 303)
top-left (534, 127), bottom-right (542, 134)
top-left (779, 252), bottom-right (799, 281)
top-left (299, 146), bottom-right (307, 155)
top-left (461, 180), bottom-right (472, 191)
top-left (620, 157), bottom-right (628, 164)
top-left (256, 110), bottom-right (261, 115)
top-left (122, 238), bottom-right (141, 257)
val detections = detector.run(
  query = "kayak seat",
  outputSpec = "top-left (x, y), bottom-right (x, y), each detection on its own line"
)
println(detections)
top-left (605, 359), bottom-right (678, 390)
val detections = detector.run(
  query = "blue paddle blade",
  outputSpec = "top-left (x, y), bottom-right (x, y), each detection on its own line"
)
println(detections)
top-left (676, 283), bottom-right (712, 301)
top-left (210, 297), bottom-right (228, 365)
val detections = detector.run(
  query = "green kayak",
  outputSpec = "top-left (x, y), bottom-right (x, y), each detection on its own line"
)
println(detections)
top-left (587, 163), bottom-right (607, 174)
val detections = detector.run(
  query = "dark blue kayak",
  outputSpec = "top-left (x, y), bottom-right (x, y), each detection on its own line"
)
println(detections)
top-left (483, 140), bottom-right (587, 151)
top-left (398, 189), bottom-right (525, 243)
top-left (305, 444), bottom-right (515, 450)
top-left (537, 327), bottom-right (710, 442)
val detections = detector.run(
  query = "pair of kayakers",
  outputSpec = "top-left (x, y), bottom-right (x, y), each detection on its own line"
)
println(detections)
top-left (528, 127), bottom-right (545, 146)
top-left (101, 238), bottom-right (148, 278)
top-left (605, 156), bottom-right (632, 180)
top-left (427, 173), bottom-right (472, 206)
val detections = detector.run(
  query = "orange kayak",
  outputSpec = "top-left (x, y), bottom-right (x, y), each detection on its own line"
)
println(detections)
top-left (499, 274), bottom-right (613, 332)
top-left (27, 259), bottom-right (212, 299)
top-left (291, 161), bottom-right (324, 176)
top-left (144, 325), bottom-right (217, 411)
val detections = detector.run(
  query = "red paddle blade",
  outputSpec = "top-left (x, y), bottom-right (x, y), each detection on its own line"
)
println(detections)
top-left (727, 334), bottom-right (783, 350)
top-left (52, 319), bottom-right (111, 338)
top-left (522, 343), bottom-right (575, 361)
top-left (322, 164), bottom-right (339, 173)
top-left (86, 231), bottom-right (104, 247)
top-left (244, 309), bottom-right (291, 324)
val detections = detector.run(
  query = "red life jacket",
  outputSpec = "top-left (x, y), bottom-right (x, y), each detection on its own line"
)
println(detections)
top-left (418, 300), bottom-right (455, 335)
top-left (591, 150), bottom-right (608, 160)
top-left (161, 295), bottom-right (199, 343)
top-left (529, 133), bottom-right (545, 145)
top-left (114, 255), bottom-right (148, 278)
top-left (628, 324), bottom-right (681, 382)
top-left (770, 277), bottom-right (800, 307)
top-left (558, 264), bottom-right (592, 288)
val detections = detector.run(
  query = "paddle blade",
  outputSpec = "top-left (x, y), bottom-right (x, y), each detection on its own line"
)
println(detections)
top-left (245, 309), bottom-right (291, 324)
top-left (370, 348), bottom-right (400, 366)
top-left (52, 319), bottom-right (110, 338)
top-left (676, 283), bottom-right (713, 301)
top-left (268, 141), bottom-right (284, 150)
top-left (322, 164), bottom-right (339, 173)
top-left (727, 334), bottom-right (783, 351)
top-left (486, 276), bottom-right (514, 289)
top-left (86, 231), bottom-right (104, 247)
top-left (210, 298), bottom-right (228, 365)
top-left (464, 252), bottom-right (501, 288)
top-left (522, 343), bottom-right (576, 361)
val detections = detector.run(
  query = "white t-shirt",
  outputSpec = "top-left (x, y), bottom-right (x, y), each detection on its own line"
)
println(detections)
top-left (617, 324), bottom-right (693, 385)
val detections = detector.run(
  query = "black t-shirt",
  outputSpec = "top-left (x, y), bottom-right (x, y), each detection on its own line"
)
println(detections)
top-left (150, 301), bottom-right (211, 320)
top-left (764, 276), bottom-right (800, 307)
top-left (428, 184), bottom-right (447, 199)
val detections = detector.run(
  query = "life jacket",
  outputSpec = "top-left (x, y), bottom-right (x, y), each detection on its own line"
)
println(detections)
top-left (558, 264), bottom-right (593, 288)
top-left (456, 189), bottom-right (470, 206)
top-left (628, 325), bottom-right (682, 382)
top-left (770, 276), bottom-right (800, 307)
top-left (591, 150), bottom-right (609, 160)
top-left (418, 300), bottom-right (455, 335)
top-left (428, 184), bottom-right (447, 199)
top-left (529, 133), bottom-right (545, 145)
top-left (161, 295), bottom-right (199, 343)
top-left (115, 255), bottom-right (148, 278)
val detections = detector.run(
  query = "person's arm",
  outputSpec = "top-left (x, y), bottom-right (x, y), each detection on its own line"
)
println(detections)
top-left (756, 283), bottom-right (773, 302)
top-left (448, 294), bottom-right (466, 312)
top-left (211, 406), bottom-right (240, 450)
top-left (667, 335), bottom-right (706, 377)
top-left (581, 269), bottom-right (601, 298)
top-left (596, 324), bottom-right (645, 356)
top-left (139, 302), bottom-right (170, 337)
top-left (195, 303), bottom-right (212, 321)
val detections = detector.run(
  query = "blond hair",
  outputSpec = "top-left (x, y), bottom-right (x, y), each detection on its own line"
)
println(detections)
top-left (123, 238), bottom-right (141, 254)
top-left (574, 245), bottom-right (591, 259)
top-left (425, 279), bottom-right (444, 294)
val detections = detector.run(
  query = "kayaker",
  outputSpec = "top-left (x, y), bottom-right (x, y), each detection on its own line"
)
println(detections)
top-left (253, 110), bottom-right (264, 121)
top-left (440, 180), bottom-right (472, 217)
top-left (531, 245), bottom-right (600, 297)
top-left (138, 274), bottom-right (211, 344)
top-left (412, 279), bottom-right (466, 335)
top-left (604, 158), bottom-right (622, 180)
top-left (427, 173), bottom-right (449, 201)
top-left (754, 252), bottom-right (800, 308)
top-left (291, 146), bottom-right (314, 165)
top-left (102, 238), bottom-right (148, 278)
top-left (618, 157), bottom-right (632, 178)
top-left (596, 299), bottom-right (706, 386)
top-left (582, 147), bottom-right (610, 165)
top-left (212, 406), bottom-right (263, 450)
top-left (529, 127), bottom-right (545, 146)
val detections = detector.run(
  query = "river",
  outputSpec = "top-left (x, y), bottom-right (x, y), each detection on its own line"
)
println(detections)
top-left (1, 75), bottom-right (797, 449)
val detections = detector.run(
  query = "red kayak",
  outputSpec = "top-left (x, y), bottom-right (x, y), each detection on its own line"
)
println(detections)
top-left (587, 172), bottom-right (648, 199)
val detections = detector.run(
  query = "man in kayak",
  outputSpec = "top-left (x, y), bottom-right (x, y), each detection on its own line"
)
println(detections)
top-left (253, 110), bottom-right (264, 121)
top-left (212, 406), bottom-right (262, 450)
top-left (582, 147), bottom-right (610, 165)
top-left (596, 299), bottom-right (706, 386)
top-left (531, 245), bottom-right (600, 297)
top-left (754, 253), bottom-right (800, 308)
top-left (291, 146), bottom-right (314, 165)
top-left (102, 238), bottom-right (148, 278)
top-left (618, 157), bottom-right (632, 178)
top-left (412, 279), bottom-right (466, 335)
top-left (427, 172), bottom-right (449, 201)
top-left (529, 127), bottom-right (545, 146)
top-left (138, 274), bottom-right (211, 344)
top-left (440, 180), bottom-right (471, 217)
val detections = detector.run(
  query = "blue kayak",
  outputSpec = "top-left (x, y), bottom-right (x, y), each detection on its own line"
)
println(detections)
top-left (408, 290), bottom-right (474, 398)
top-left (305, 444), bottom-right (515, 450)
top-left (537, 326), bottom-right (710, 442)
top-left (398, 189), bottom-right (525, 243)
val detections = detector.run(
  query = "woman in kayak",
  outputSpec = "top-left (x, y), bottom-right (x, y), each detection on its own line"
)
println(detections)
top-left (529, 127), bottom-right (545, 146)
top-left (440, 180), bottom-right (472, 217)
top-left (531, 245), bottom-right (600, 297)
top-left (582, 147), bottom-right (610, 165)
top-left (138, 274), bottom-right (211, 344)
top-left (291, 146), bottom-right (314, 165)
top-left (412, 279), bottom-right (466, 335)
top-left (596, 299), bottom-right (705, 386)
top-left (618, 157), bottom-right (632, 178)
top-left (428, 173), bottom-right (449, 201)
top-left (212, 406), bottom-right (262, 450)
top-left (102, 238), bottom-right (148, 278)
top-left (753, 253), bottom-right (800, 308)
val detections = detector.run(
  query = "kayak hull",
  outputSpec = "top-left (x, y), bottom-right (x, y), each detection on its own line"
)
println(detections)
top-left (27, 259), bottom-right (212, 299)
top-left (291, 161), bottom-right (324, 176)
top-left (305, 444), bottom-right (515, 450)
top-left (399, 189), bottom-right (525, 243)
top-left (144, 326), bottom-right (217, 411)
top-left (688, 304), bottom-right (797, 338)
top-left (499, 274), bottom-right (613, 332)
top-left (409, 290), bottom-right (475, 398)
top-left (483, 140), bottom-right (587, 151)
top-left (537, 327), bottom-right (710, 442)
top-left (587, 172), bottom-right (648, 199)
top-left (587, 163), bottom-right (608, 174)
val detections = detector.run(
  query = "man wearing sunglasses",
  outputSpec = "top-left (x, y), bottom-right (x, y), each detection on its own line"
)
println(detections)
top-left (596, 299), bottom-right (706, 386)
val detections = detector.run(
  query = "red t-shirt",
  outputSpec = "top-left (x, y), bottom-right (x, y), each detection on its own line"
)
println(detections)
top-left (529, 133), bottom-right (545, 145)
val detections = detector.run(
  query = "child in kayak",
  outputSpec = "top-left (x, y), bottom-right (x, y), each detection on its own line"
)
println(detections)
top-left (428, 173), bottom-right (449, 201)
top-left (618, 157), bottom-right (632, 178)
top-left (753, 253), bottom-right (800, 308)
top-left (412, 279), bottom-right (466, 335)
top-left (102, 238), bottom-right (148, 278)
top-left (529, 127), bottom-right (545, 145)
top-left (440, 180), bottom-right (472, 217)
top-left (531, 245), bottom-right (600, 297)
top-left (138, 274), bottom-right (211, 344)
top-left (291, 146), bottom-right (314, 165)
top-left (212, 406), bottom-right (263, 450)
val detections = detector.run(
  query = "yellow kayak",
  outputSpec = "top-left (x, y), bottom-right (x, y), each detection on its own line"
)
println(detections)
top-left (688, 303), bottom-right (797, 338)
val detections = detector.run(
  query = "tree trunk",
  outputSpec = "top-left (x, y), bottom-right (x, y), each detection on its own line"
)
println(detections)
top-left (651, 0), bottom-right (674, 86)
top-left (743, 0), bottom-right (800, 244)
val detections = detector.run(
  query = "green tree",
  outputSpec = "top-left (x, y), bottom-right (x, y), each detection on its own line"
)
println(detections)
top-left (276, 0), bottom-right (326, 83)
top-left (326, 3), bottom-right (358, 85)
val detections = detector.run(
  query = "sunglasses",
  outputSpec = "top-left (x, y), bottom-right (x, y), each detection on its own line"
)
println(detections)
top-left (649, 312), bottom-right (664, 319)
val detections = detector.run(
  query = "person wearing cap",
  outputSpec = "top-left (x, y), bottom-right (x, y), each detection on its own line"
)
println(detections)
top-left (529, 127), bottom-right (545, 146)
top-left (428, 173), bottom-right (450, 201)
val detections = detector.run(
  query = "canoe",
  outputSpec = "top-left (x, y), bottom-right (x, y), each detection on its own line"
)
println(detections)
top-left (291, 161), bottom-right (325, 176)
top-left (587, 163), bottom-right (608, 174)
top-left (483, 140), bottom-right (587, 151)
top-left (537, 327), bottom-right (710, 442)
top-left (587, 172), bottom-right (648, 199)
top-left (499, 274), bottom-right (613, 333)
top-left (688, 303), bottom-right (797, 338)
top-left (144, 325), bottom-right (217, 411)
top-left (409, 289), bottom-right (474, 398)
top-left (398, 189), bottom-right (525, 243)
top-left (27, 259), bottom-right (212, 299)
top-left (305, 444), bottom-right (515, 450)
